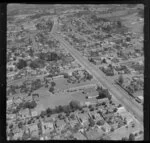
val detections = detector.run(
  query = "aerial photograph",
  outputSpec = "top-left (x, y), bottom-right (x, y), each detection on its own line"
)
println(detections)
top-left (7, 4), bottom-right (144, 140)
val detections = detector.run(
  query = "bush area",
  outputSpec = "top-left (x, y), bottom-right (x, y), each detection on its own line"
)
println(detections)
top-left (16, 59), bottom-right (27, 70)
top-left (40, 100), bottom-right (81, 118)
top-left (96, 86), bottom-right (112, 100)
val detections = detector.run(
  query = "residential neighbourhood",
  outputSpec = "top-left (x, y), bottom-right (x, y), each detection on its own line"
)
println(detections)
top-left (7, 4), bottom-right (144, 140)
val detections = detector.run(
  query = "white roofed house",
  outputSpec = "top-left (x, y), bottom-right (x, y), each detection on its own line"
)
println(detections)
top-left (7, 99), bottom-right (13, 108)
top-left (31, 110), bottom-right (38, 118)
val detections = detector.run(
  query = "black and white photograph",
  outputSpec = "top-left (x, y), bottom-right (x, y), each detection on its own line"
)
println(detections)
top-left (6, 3), bottom-right (145, 140)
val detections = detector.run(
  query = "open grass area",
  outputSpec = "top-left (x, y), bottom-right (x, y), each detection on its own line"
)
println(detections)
top-left (33, 85), bottom-right (98, 109)
top-left (53, 77), bottom-right (96, 91)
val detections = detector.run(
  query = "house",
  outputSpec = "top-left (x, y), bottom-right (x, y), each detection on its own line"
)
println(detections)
top-left (137, 96), bottom-right (143, 103)
top-left (14, 98), bottom-right (22, 105)
top-left (13, 130), bottom-right (23, 140)
top-left (28, 124), bottom-right (39, 137)
top-left (97, 98), bottom-right (109, 104)
top-left (120, 112), bottom-right (133, 125)
top-left (55, 119), bottom-right (66, 131)
top-left (7, 99), bottom-right (13, 107)
top-left (90, 110), bottom-right (102, 121)
top-left (69, 118), bottom-right (79, 128)
top-left (76, 113), bottom-right (89, 127)
top-left (19, 108), bottom-right (30, 119)
top-left (101, 122), bottom-right (111, 133)
top-left (41, 121), bottom-right (54, 135)
top-left (31, 111), bottom-right (38, 117)
top-left (117, 106), bottom-right (126, 114)
top-left (7, 113), bottom-right (16, 120)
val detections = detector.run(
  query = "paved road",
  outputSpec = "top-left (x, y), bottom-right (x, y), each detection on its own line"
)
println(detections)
top-left (52, 32), bottom-right (143, 125)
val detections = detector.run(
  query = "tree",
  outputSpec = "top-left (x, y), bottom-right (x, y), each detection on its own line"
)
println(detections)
top-left (31, 79), bottom-right (42, 90)
top-left (122, 137), bottom-right (128, 141)
top-left (69, 100), bottom-right (81, 110)
top-left (30, 59), bottom-right (45, 69)
top-left (49, 86), bottom-right (54, 94)
top-left (29, 100), bottom-right (37, 109)
top-left (46, 107), bottom-right (52, 115)
top-left (117, 21), bottom-right (122, 28)
top-left (9, 124), bottom-right (13, 129)
top-left (58, 105), bottom-right (63, 113)
top-left (129, 133), bottom-right (135, 141)
top-left (89, 118), bottom-right (95, 127)
top-left (86, 73), bottom-right (93, 80)
top-left (62, 105), bottom-right (71, 114)
top-left (126, 37), bottom-right (131, 42)
top-left (97, 120), bottom-right (105, 126)
top-left (40, 110), bottom-right (46, 118)
top-left (51, 81), bottom-right (56, 87)
top-left (118, 74), bottom-right (124, 85)
top-left (16, 59), bottom-right (27, 70)
top-left (58, 113), bottom-right (64, 119)
top-left (63, 73), bottom-right (69, 78)
top-left (18, 122), bottom-right (23, 128)
top-left (96, 86), bottom-right (103, 92)
top-left (110, 127), bottom-right (115, 132)
top-left (70, 114), bottom-right (75, 120)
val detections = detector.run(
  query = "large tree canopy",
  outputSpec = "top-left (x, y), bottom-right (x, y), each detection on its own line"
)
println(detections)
top-left (16, 59), bottom-right (27, 69)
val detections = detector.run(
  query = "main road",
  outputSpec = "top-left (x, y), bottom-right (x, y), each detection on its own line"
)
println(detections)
top-left (52, 32), bottom-right (143, 125)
